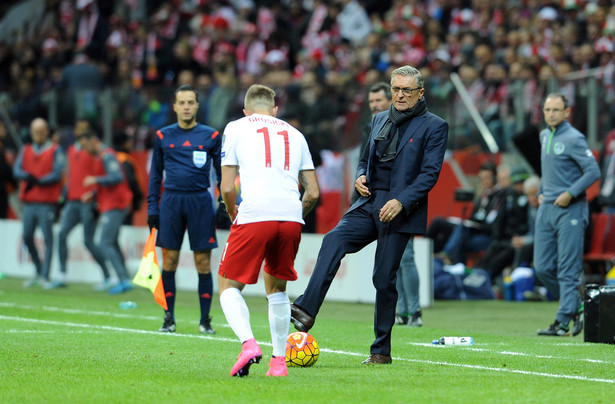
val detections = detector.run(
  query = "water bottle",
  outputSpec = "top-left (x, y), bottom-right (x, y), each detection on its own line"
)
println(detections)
top-left (119, 301), bottom-right (138, 310)
top-left (432, 337), bottom-right (474, 346)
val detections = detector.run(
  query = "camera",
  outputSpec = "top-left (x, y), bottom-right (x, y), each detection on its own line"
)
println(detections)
top-left (454, 188), bottom-right (474, 202)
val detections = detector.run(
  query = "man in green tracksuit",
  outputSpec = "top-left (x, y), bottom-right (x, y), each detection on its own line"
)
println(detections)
top-left (535, 93), bottom-right (601, 337)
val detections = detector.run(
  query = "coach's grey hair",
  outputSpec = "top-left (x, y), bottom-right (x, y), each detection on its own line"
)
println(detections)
top-left (544, 92), bottom-right (569, 109)
top-left (390, 65), bottom-right (424, 88)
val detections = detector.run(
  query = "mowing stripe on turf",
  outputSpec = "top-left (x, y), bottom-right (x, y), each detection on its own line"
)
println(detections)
top-left (0, 302), bottom-right (161, 320)
top-left (1, 314), bottom-right (614, 385)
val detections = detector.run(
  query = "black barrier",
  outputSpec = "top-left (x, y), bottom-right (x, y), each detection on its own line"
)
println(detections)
top-left (584, 284), bottom-right (615, 344)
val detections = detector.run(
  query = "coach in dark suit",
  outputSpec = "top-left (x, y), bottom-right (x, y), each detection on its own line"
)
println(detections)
top-left (291, 65), bottom-right (449, 365)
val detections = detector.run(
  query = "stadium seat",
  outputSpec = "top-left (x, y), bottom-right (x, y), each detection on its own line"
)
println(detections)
top-left (601, 214), bottom-right (615, 261)
top-left (584, 213), bottom-right (614, 283)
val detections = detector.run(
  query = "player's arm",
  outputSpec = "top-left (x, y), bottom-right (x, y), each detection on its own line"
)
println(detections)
top-left (147, 134), bottom-right (164, 216)
top-left (38, 147), bottom-right (65, 185)
top-left (221, 165), bottom-right (239, 221)
top-left (299, 169), bottom-right (319, 218)
top-left (12, 148), bottom-right (29, 180)
top-left (211, 129), bottom-right (223, 193)
top-left (568, 136), bottom-right (601, 197)
top-left (90, 153), bottom-right (124, 186)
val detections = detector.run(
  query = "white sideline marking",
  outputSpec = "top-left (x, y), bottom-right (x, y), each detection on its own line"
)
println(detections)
top-left (319, 347), bottom-right (615, 385)
top-left (0, 302), bottom-right (258, 329)
top-left (0, 315), bottom-right (247, 344)
top-left (1, 315), bottom-right (614, 385)
top-left (407, 342), bottom-right (614, 365)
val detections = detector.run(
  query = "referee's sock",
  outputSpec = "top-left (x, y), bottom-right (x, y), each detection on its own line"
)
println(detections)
top-left (161, 270), bottom-right (176, 319)
top-left (198, 272), bottom-right (213, 322)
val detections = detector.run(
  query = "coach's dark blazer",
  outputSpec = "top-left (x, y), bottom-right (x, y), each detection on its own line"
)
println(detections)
top-left (350, 109), bottom-right (449, 235)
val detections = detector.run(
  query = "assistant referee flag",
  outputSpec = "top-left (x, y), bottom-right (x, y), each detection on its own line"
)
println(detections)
top-left (133, 229), bottom-right (167, 310)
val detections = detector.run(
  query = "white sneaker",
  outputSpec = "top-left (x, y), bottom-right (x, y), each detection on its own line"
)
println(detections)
top-left (23, 277), bottom-right (42, 288)
top-left (92, 279), bottom-right (113, 292)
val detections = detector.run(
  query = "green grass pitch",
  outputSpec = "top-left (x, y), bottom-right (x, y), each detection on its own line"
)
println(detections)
top-left (1, 277), bottom-right (614, 403)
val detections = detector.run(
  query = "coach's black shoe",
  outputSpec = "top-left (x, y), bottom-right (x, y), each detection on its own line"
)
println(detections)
top-left (361, 354), bottom-right (392, 365)
top-left (290, 303), bottom-right (314, 332)
top-left (159, 312), bottom-right (176, 333)
top-left (199, 316), bottom-right (216, 335)
top-left (572, 305), bottom-right (584, 337)
top-left (538, 320), bottom-right (570, 336)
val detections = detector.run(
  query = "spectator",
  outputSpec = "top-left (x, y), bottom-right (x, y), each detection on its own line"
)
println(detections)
top-left (207, 66), bottom-right (238, 131)
top-left (74, 0), bottom-right (111, 62)
top-left (598, 129), bottom-right (615, 213)
top-left (0, 128), bottom-right (16, 218)
top-left (476, 167), bottom-right (531, 283)
top-left (481, 63), bottom-right (512, 150)
top-left (11, 79), bottom-right (47, 140)
top-left (337, 0), bottom-right (372, 46)
top-left (439, 161), bottom-right (503, 265)
top-left (57, 52), bottom-right (104, 124)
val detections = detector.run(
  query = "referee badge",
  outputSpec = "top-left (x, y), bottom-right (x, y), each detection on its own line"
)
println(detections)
top-left (193, 151), bottom-right (207, 168)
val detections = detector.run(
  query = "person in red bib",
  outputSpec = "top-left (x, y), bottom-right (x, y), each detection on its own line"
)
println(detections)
top-left (79, 130), bottom-right (133, 295)
top-left (53, 119), bottom-right (111, 290)
top-left (13, 118), bottom-right (65, 287)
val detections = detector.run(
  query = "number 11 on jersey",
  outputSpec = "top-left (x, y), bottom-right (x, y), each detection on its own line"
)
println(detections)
top-left (257, 127), bottom-right (289, 170)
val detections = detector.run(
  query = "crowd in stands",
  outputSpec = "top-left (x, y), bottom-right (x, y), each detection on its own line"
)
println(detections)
top-left (1, 0), bottom-right (615, 158)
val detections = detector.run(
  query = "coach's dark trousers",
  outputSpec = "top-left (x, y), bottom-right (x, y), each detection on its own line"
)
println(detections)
top-left (294, 190), bottom-right (410, 356)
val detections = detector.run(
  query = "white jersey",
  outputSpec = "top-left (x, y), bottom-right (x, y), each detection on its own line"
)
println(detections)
top-left (221, 113), bottom-right (315, 225)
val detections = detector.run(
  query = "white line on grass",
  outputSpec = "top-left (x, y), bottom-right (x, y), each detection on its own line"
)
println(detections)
top-left (2, 315), bottom-right (614, 385)
top-left (0, 315), bottom-right (244, 343)
top-left (317, 347), bottom-right (615, 385)
top-left (406, 342), bottom-right (614, 365)
top-left (0, 302), bottom-right (243, 329)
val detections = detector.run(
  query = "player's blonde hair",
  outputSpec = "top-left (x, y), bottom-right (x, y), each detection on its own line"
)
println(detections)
top-left (244, 84), bottom-right (276, 113)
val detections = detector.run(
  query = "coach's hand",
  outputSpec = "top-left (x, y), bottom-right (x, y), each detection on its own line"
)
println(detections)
top-left (355, 175), bottom-right (371, 197)
top-left (147, 214), bottom-right (159, 230)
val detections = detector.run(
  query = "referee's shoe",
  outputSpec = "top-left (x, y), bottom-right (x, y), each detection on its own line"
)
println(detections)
top-left (159, 312), bottom-right (176, 333)
top-left (199, 316), bottom-right (215, 334)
